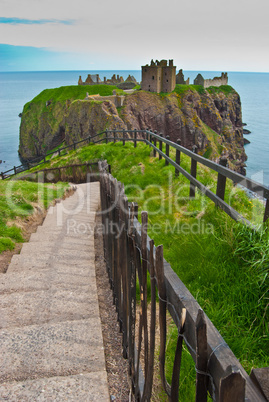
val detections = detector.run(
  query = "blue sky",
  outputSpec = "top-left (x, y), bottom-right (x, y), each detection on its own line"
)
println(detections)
top-left (1, 0), bottom-right (269, 72)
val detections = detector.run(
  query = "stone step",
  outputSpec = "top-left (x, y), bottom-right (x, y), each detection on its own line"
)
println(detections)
top-left (0, 269), bottom-right (96, 294)
top-left (0, 285), bottom-right (99, 329)
top-left (0, 372), bottom-right (109, 401)
top-left (29, 232), bottom-right (94, 246)
top-left (19, 241), bottom-right (93, 255)
top-left (0, 319), bottom-right (106, 383)
top-left (7, 255), bottom-right (95, 273)
top-left (42, 211), bottom-right (96, 226)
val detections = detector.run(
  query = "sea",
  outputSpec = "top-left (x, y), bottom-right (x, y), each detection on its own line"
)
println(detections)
top-left (0, 70), bottom-right (269, 186)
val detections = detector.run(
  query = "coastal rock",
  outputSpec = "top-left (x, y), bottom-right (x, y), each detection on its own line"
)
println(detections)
top-left (19, 86), bottom-right (247, 173)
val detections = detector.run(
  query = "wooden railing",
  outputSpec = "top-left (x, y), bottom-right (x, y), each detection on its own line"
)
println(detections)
top-left (16, 162), bottom-right (104, 183)
top-left (98, 161), bottom-right (266, 401)
top-left (4, 127), bottom-right (269, 225)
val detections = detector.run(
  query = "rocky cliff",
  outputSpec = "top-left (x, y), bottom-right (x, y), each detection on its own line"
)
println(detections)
top-left (19, 85), bottom-right (247, 174)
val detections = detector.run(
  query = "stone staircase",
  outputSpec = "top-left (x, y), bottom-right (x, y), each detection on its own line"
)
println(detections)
top-left (0, 182), bottom-right (110, 401)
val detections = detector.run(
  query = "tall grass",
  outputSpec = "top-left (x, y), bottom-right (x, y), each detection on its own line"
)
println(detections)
top-left (0, 180), bottom-right (68, 253)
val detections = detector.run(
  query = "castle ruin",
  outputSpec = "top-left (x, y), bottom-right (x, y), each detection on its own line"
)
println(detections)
top-left (78, 73), bottom-right (137, 89)
top-left (194, 72), bottom-right (228, 88)
top-left (141, 59), bottom-right (176, 93)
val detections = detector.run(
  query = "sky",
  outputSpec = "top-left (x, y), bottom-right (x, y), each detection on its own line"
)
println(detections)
top-left (0, 0), bottom-right (269, 72)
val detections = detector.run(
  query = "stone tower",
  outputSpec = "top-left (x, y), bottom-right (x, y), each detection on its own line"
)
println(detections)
top-left (141, 59), bottom-right (176, 93)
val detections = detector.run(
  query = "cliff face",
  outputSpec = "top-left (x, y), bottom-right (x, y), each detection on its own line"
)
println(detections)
top-left (19, 86), bottom-right (247, 174)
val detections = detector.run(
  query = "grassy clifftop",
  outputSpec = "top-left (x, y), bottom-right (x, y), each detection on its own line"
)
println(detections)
top-left (19, 84), bottom-right (247, 174)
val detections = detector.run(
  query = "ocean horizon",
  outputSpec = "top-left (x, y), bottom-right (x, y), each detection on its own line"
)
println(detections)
top-left (0, 70), bottom-right (269, 186)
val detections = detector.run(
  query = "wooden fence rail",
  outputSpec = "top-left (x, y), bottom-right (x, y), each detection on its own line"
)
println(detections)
top-left (3, 127), bottom-right (269, 225)
top-left (98, 162), bottom-right (266, 401)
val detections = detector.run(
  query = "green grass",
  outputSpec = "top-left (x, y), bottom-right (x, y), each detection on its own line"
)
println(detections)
top-left (23, 84), bottom-right (125, 112)
top-left (14, 141), bottom-right (269, 399)
top-left (206, 85), bottom-right (236, 96)
top-left (0, 180), bottom-right (68, 253)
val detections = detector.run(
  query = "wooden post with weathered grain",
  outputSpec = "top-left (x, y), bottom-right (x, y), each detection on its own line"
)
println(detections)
top-left (219, 365), bottom-right (245, 402)
top-left (216, 156), bottom-right (228, 200)
top-left (190, 145), bottom-right (198, 198)
top-left (195, 309), bottom-right (208, 402)
top-left (159, 133), bottom-right (163, 160)
top-left (175, 138), bottom-right (181, 177)
top-left (165, 136), bottom-right (170, 166)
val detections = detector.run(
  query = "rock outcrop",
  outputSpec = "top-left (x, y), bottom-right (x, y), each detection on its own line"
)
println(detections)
top-left (19, 86), bottom-right (247, 174)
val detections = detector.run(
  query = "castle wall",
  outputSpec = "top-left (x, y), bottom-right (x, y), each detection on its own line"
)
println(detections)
top-left (141, 65), bottom-right (162, 93)
top-left (162, 66), bottom-right (176, 93)
top-left (204, 73), bottom-right (228, 88)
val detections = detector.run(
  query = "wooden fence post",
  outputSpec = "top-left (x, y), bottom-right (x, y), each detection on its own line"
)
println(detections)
top-left (105, 128), bottom-right (108, 144)
top-left (159, 133), bottom-right (163, 160)
top-left (216, 157), bottom-right (228, 200)
top-left (123, 129), bottom-right (126, 146)
top-left (219, 366), bottom-right (245, 402)
top-left (141, 211), bottom-right (149, 394)
top-left (195, 309), bottom-right (208, 402)
top-left (153, 131), bottom-right (157, 157)
top-left (134, 129), bottom-right (137, 148)
top-left (14, 166), bottom-right (17, 175)
top-left (165, 136), bottom-right (170, 166)
top-left (190, 145), bottom-right (198, 198)
top-left (263, 199), bottom-right (269, 223)
top-left (127, 203), bottom-right (136, 387)
top-left (88, 136), bottom-right (91, 144)
top-left (175, 139), bottom-right (181, 177)
top-left (1, 172), bottom-right (4, 180)
top-left (113, 130), bottom-right (116, 143)
top-left (155, 244), bottom-right (171, 396)
top-left (144, 239), bottom-right (156, 400)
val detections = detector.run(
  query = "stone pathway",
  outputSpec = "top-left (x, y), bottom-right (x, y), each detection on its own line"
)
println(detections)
top-left (0, 182), bottom-right (110, 401)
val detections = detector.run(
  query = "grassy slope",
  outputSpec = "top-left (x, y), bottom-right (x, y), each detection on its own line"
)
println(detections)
top-left (0, 180), bottom-right (68, 253)
top-left (28, 143), bottom-right (268, 363)
top-left (7, 142), bottom-right (268, 398)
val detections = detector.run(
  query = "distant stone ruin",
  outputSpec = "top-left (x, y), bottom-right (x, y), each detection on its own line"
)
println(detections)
top-left (193, 72), bottom-right (228, 88)
top-left (78, 73), bottom-right (137, 88)
top-left (141, 59), bottom-right (176, 93)
top-left (176, 69), bottom-right (189, 85)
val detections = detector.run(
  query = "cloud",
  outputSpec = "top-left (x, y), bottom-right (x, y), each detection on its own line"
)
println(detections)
top-left (0, 17), bottom-right (74, 25)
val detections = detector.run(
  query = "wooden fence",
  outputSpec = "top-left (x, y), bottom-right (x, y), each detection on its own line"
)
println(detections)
top-left (16, 162), bottom-right (104, 183)
top-left (98, 161), bottom-right (266, 401)
top-left (4, 127), bottom-right (269, 226)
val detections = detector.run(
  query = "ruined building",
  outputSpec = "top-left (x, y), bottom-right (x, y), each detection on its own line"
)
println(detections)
top-left (194, 72), bottom-right (228, 88)
top-left (78, 73), bottom-right (137, 88)
top-left (141, 59), bottom-right (176, 93)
